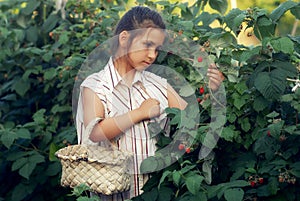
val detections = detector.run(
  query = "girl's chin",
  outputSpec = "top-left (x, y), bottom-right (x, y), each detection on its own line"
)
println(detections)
top-left (135, 65), bottom-right (149, 71)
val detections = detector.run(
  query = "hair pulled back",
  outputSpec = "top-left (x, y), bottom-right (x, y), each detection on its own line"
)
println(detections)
top-left (111, 6), bottom-right (166, 54)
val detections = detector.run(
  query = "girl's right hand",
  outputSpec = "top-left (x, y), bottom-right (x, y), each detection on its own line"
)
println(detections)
top-left (138, 98), bottom-right (161, 120)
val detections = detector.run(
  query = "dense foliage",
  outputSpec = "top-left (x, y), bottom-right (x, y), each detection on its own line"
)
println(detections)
top-left (0, 0), bottom-right (299, 201)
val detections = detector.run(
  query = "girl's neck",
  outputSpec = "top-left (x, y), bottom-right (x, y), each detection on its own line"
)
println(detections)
top-left (113, 56), bottom-right (136, 86)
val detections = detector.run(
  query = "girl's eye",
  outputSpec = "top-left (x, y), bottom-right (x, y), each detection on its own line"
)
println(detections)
top-left (144, 42), bottom-right (152, 48)
top-left (155, 46), bottom-right (162, 52)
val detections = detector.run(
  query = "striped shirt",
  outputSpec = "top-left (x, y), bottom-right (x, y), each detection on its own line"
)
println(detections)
top-left (76, 57), bottom-right (169, 200)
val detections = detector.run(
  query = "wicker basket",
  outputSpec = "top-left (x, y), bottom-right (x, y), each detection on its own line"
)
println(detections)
top-left (55, 144), bottom-right (133, 195)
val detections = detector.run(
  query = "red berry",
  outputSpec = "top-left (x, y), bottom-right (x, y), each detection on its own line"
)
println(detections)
top-left (197, 56), bottom-right (203, 62)
top-left (267, 130), bottom-right (271, 137)
top-left (199, 87), bottom-right (205, 94)
top-left (185, 147), bottom-right (191, 153)
top-left (258, 178), bottom-right (264, 184)
top-left (178, 143), bottom-right (185, 150)
top-left (197, 98), bottom-right (202, 103)
top-left (250, 181), bottom-right (256, 187)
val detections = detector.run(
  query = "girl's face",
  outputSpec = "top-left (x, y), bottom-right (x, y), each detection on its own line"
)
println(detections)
top-left (127, 28), bottom-right (165, 71)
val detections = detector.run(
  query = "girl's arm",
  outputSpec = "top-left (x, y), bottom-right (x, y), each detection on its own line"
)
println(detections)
top-left (82, 87), bottom-right (160, 142)
top-left (167, 83), bottom-right (188, 110)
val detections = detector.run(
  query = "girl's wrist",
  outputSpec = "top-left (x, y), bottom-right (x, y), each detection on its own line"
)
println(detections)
top-left (131, 108), bottom-right (146, 123)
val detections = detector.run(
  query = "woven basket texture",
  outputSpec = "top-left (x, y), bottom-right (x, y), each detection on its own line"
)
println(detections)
top-left (55, 144), bottom-right (133, 195)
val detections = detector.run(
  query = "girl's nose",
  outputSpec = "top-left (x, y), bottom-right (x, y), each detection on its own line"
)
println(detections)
top-left (148, 48), bottom-right (157, 59)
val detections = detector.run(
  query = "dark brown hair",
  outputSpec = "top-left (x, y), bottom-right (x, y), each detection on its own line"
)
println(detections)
top-left (111, 6), bottom-right (166, 55)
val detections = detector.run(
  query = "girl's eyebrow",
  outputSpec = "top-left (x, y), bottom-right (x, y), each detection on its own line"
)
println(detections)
top-left (145, 40), bottom-right (163, 48)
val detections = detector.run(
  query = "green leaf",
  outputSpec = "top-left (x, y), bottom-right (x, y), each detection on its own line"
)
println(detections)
top-left (271, 37), bottom-right (294, 54)
top-left (224, 188), bottom-right (244, 201)
top-left (253, 96), bottom-right (269, 112)
top-left (232, 93), bottom-right (246, 110)
top-left (254, 70), bottom-right (286, 100)
top-left (209, 32), bottom-right (236, 48)
top-left (157, 186), bottom-right (173, 201)
top-left (25, 26), bottom-right (39, 43)
top-left (207, 180), bottom-right (249, 199)
top-left (234, 81), bottom-right (248, 95)
top-left (13, 78), bottom-right (30, 97)
top-left (291, 5), bottom-right (300, 19)
top-left (177, 20), bottom-right (194, 31)
top-left (45, 162), bottom-right (61, 176)
top-left (140, 156), bottom-right (158, 173)
top-left (238, 117), bottom-right (251, 132)
top-left (172, 170), bottom-right (181, 186)
top-left (44, 68), bottom-right (57, 80)
top-left (257, 16), bottom-right (273, 26)
top-left (221, 126), bottom-right (239, 142)
top-left (224, 8), bottom-right (244, 33)
top-left (209, 0), bottom-right (228, 14)
top-left (71, 183), bottom-right (92, 197)
top-left (15, 128), bottom-right (31, 139)
top-left (19, 160), bottom-right (35, 179)
top-left (255, 17), bottom-right (276, 39)
top-left (1, 130), bottom-right (17, 149)
top-left (12, 183), bottom-right (35, 201)
top-left (266, 111), bottom-right (279, 118)
top-left (270, 1), bottom-right (298, 22)
top-left (18, 152), bottom-right (45, 179)
top-left (185, 174), bottom-right (204, 195)
top-left (158, 170), bottom-right (171, 189)
top-left (58, 32), bottom-right (69, 45)
top-left (42, 14), bottom-right (60, 33)
top-left (141, 187), bottom-right (158, 201)
top-left (179, 85), bottom-right (195, 97)
top-left (33, 109), bottom-right (46, 124)
top-left (77, 197), bottom-right (96, 201)
top-left (21, 0), bottom-right (40, 15)
top-left (12, 158), bottom-right (27, 171)
top-left (49, 143), bottom-right (59, 161)
top-left (42, 50), bottom-right (53, 62)
top-left (281, 94), bottom-right (294, 102)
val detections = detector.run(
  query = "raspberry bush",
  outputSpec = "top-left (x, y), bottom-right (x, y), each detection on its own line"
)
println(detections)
top-left (0, 0), bottom-right (299, 201)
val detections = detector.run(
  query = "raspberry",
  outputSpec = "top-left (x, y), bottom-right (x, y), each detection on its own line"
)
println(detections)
top-left (197, 98), bottom-right (202, 103)
top-left (250, 181), bottom-right (256, 187)
top-left (197, 56), bottom-right (203, 62)
top-left (199, 87), bottom-right (205, 94)
top-left (178, 143), bottom-right (185, 150)
top-left (267, 130), bottom-right (271, 137)
top-left (185, 147), bottom-right (191, 153)
top-left (258, 178), bottom-right (264, 184)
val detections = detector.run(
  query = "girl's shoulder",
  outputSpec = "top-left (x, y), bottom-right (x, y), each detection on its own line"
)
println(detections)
top-left (80, 68), bottom-right (109, 90)
top-left (143, 70), bottom-right (167, 85)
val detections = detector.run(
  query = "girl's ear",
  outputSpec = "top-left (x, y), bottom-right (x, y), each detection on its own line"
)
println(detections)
top-left (118, 31), bottom-right (130, 48)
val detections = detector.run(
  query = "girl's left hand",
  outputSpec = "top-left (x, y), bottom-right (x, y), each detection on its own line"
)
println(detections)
top-left (207, 63), bottom-right (225, 91)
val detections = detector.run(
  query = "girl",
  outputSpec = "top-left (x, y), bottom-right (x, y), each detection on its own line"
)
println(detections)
top-left (75, 6), bottom-right (224, 200)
